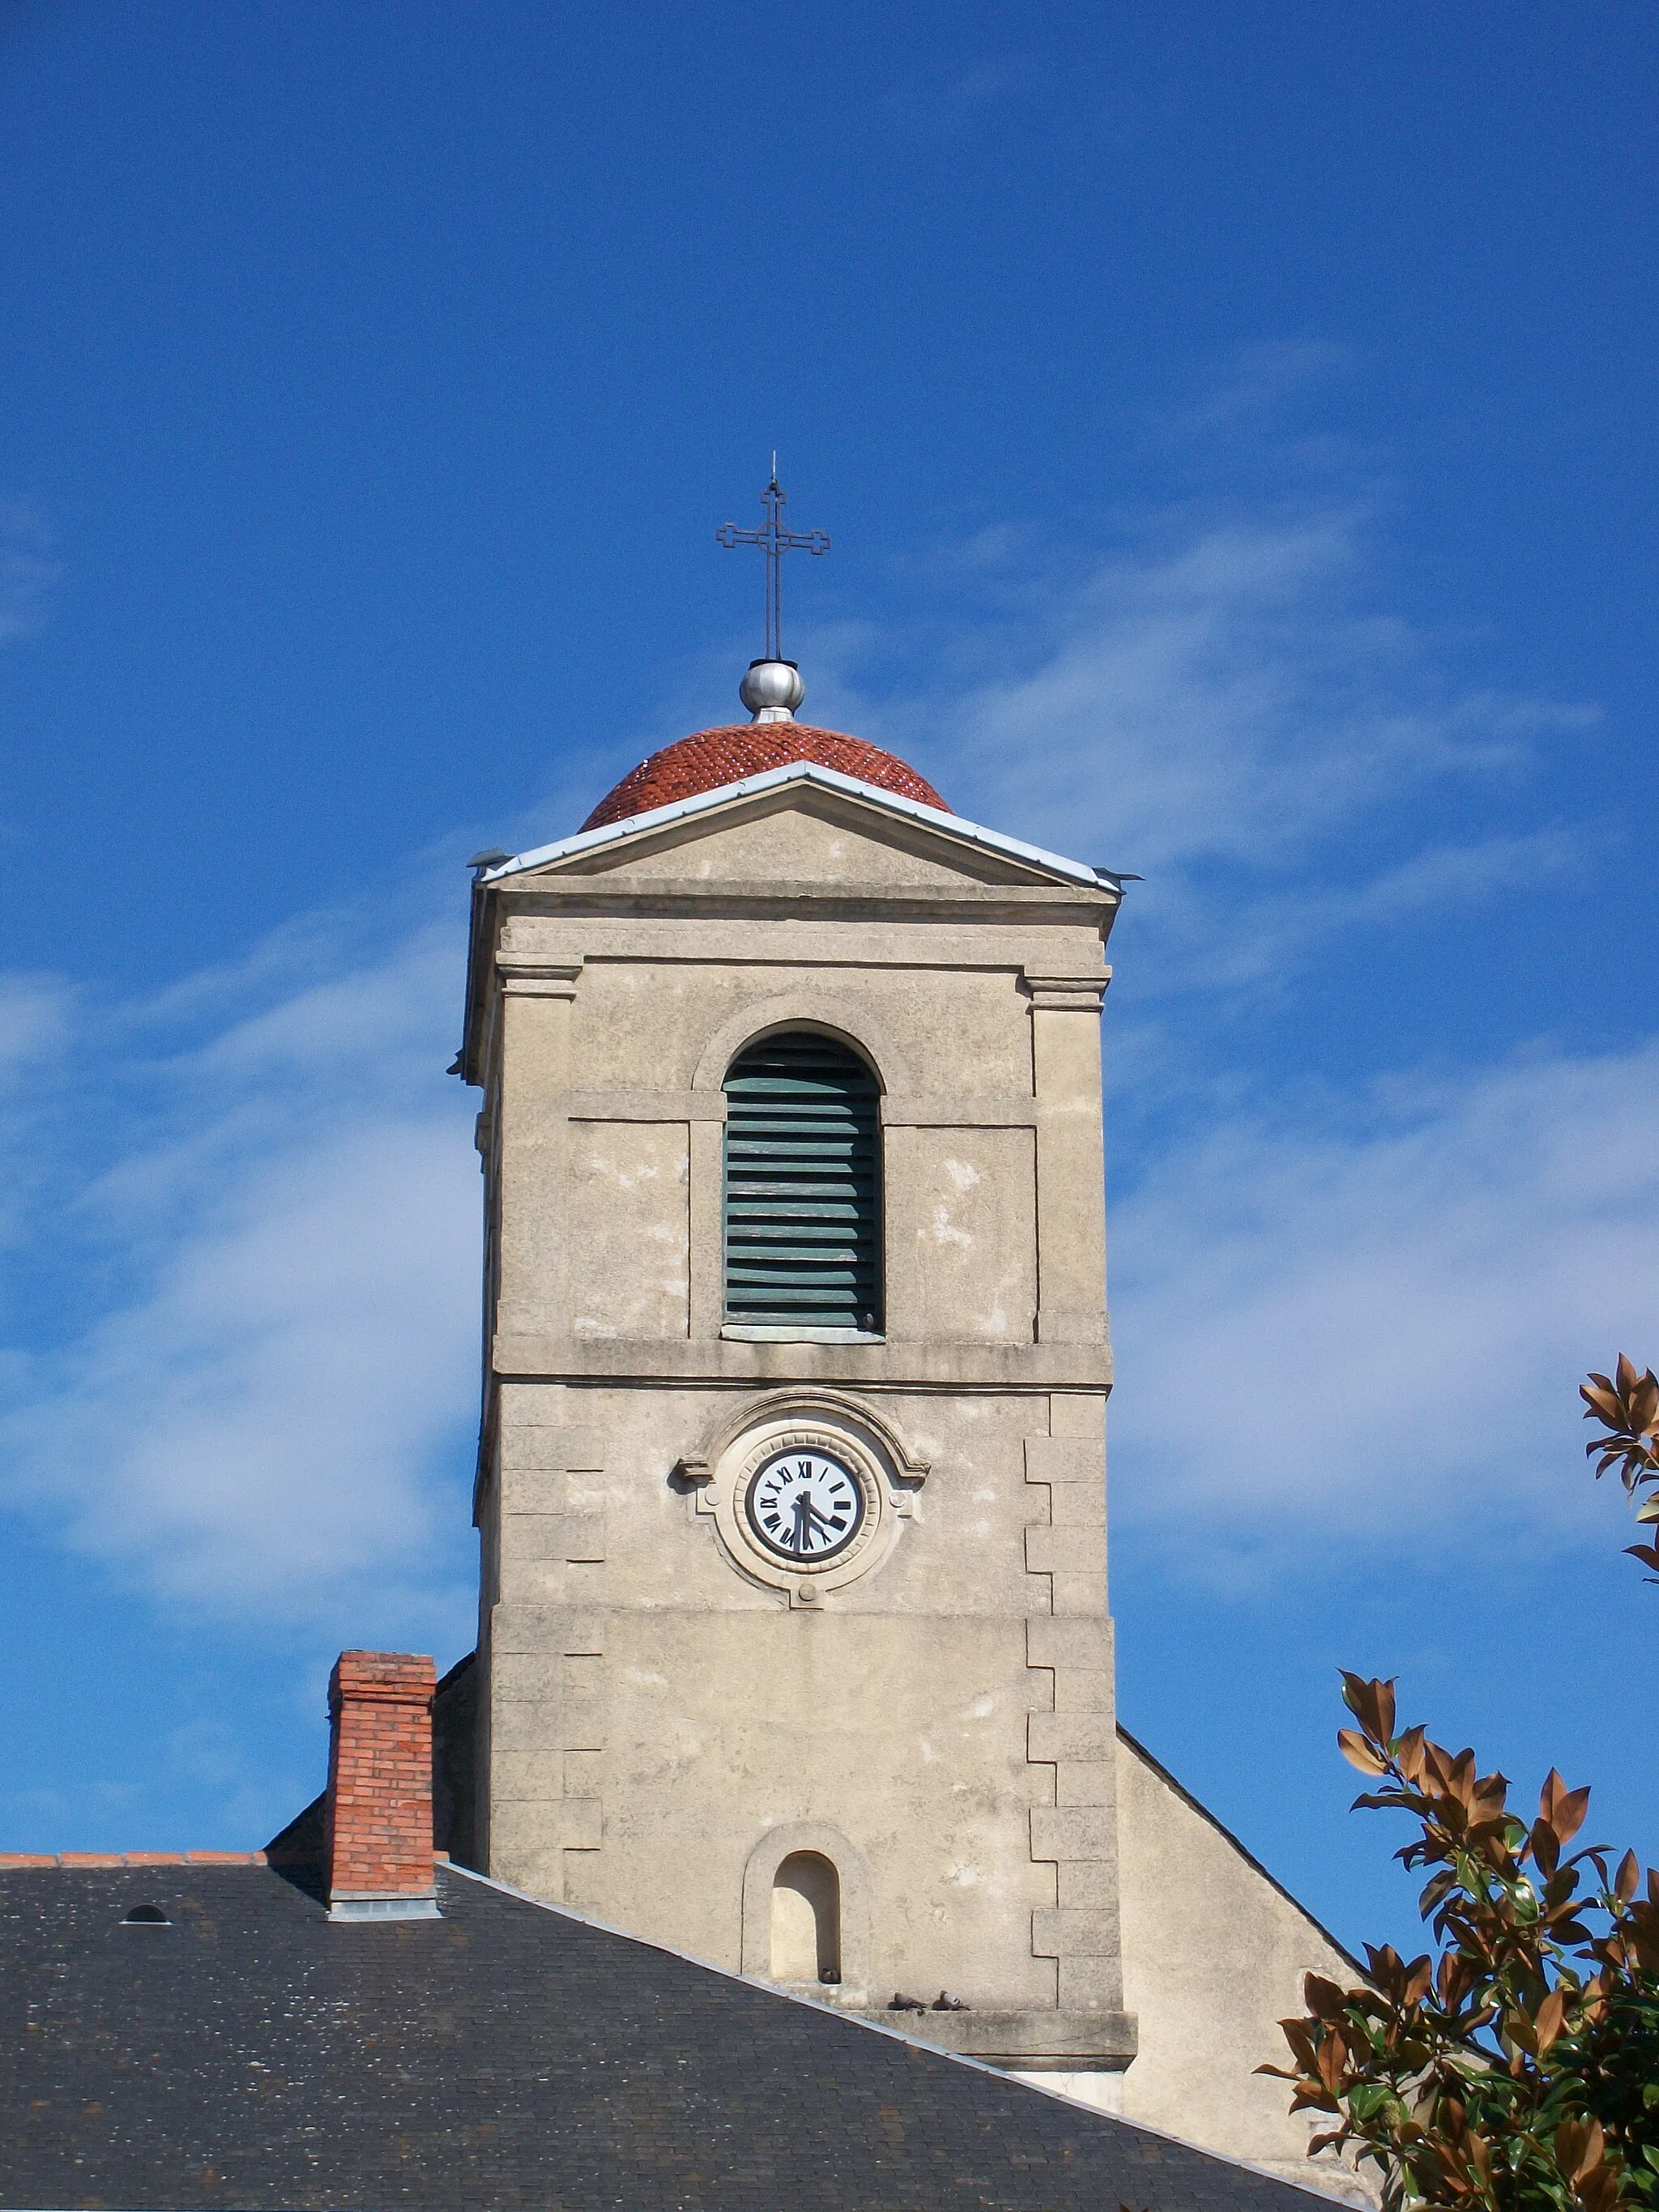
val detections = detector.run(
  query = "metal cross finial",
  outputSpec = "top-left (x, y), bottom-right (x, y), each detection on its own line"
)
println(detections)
top-left (716, 467), bottom-right (830, 664)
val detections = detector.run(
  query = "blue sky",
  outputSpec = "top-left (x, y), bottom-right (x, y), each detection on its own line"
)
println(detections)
top-left (2, 0), bottom-right (1657, 1958)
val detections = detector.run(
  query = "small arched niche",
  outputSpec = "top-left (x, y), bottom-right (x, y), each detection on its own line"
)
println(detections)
top-left (770, 1850), bottom-right (841, 1984)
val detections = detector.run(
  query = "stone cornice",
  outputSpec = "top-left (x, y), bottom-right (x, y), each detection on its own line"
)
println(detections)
top-left (487, 877), bottom-right (1117, 917)
top-left (489, 1332), bottom-right (1112, 1391)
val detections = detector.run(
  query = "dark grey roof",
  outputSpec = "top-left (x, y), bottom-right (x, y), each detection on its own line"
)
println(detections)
top-left (1, 1860), bottom-right (1322, 2212)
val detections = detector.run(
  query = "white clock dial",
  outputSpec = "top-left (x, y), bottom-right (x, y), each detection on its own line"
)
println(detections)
top-left (744, 1447), bottom-right (866, 1564)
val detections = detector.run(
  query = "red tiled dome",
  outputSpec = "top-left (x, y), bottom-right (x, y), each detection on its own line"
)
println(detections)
top-left (581, 724), bottom-right (949, 833)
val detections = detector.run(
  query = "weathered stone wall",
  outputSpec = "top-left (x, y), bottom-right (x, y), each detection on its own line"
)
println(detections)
top-left (1113, 1728), bottom-right (1375, 2201)
top-left (464, 783), bottom-right (1132, 2069)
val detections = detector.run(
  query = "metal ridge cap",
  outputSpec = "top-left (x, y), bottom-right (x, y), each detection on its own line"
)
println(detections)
top-left (480, 761), bottom-right (1107, 889)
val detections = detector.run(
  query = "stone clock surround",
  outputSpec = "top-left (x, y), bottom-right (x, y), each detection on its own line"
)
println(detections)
top-left (680, 1388), bottom-right (929, 1605)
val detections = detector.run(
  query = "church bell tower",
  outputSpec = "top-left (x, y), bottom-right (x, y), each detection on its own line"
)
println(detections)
top-left (456, 539), bottom-right (1134, 2089)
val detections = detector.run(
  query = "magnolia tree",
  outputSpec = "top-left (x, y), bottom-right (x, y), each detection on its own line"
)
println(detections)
top-left (1260, 1365), bottom-right (1659, 2212)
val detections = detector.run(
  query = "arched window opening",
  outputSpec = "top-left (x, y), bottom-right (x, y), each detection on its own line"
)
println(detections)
top-left (723, 1033), bottom-right (881, 1333)
top-left (770, 1851), bottom-right (841, 1984)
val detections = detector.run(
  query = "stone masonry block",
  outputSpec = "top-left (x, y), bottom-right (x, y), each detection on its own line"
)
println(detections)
top-left (561, 1705), bottom-right (604, 1752)
top-left (488, 1650), bottom-right (569, 1703)
top-left (489, 1700), bottom-right (561, 1753)
top-left (1059, 1955), bottom-right (1124, 2011)
top-left (499, 1468), bottom-right (559, 1514)
top-left (561, 1513), bottom-right (607, 1562)
top-left (492, 1843), bottom-right (565, 1903)
top-left (1030, 1806), bottom-right (1113, 1862)
top-left (1023, 1669), bottom-right (1056, 1712)
top-left (499, 1510), bottom-right (568, 1562)
top-left (1053, 1573), bottom-right (1108, 1617)
top-left (498, 1558), bottom-right (578, 1606)
top-left (1047, 1482), bottom-right (1106, 1527)
top-left (561, 1659), bottom-right (604, 1749)
top-left (1025, 1436), bottom-right (1104, 1485)
top-left (1026, 1617), bottom-right (1111, 1673)
top-left (490, 1607), bottom-right (608, 1656)
top-left (1056, 1860), bottom-right (1118, 1912)
top-left (563, 1750), bottom-right (603, 1796)
top-left (1055, 1761), bottom-right (1113, 1809)
top-left (559, 1798), bottom-right (603, 1850)
top-left (1047, 1395), bottom-right (1107, 1439)
top-left (492, 1749), bottom-right (565, 1801)
top-left (1028, 1712), bottom-right (1114, 1765)
top-left (1053, 1669), bottom-right (1114, 1713)
top-left (500, 1425), bottom-right (605, 1472)
top-left (1031, 1907), bottom-right (1114, 1958)
top-left (1025, 1524), bottom-right (1106, 1578)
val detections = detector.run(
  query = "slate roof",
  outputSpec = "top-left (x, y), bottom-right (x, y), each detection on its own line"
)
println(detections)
top-left (0, 1860), bottom-right (1328, 2212)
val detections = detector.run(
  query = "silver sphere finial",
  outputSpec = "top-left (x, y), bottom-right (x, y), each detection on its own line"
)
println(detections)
top-left (740, 658), bottom-right (805, 724)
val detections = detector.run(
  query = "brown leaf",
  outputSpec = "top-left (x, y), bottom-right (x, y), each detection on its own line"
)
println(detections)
top-left (1437, 1952), bottom-right (1473, 2009)
top-left (1303, 1973), bottom-right (1349, 2021)
top-left (1393, 1725), bottom-right (1427, 1783)
top-left (1556, 2120), bottom-right (1590, 2180)
top-left (1614, 1850), bottom-right (1639, 1904)
top-left (1535, 1987), bottom-right (1568, 2054)
top-left (1569, 2118), bottom-right (1606, 2183)
top-left (1580, 2167), bottom-right (1623, 2212)
top-left (1373, 1677), bottom-right (1397, 1745)
top-left (1582, 1375), bottom-right (1623, 1424)
top-left (1337, 1729), bottom-right (1389, 1775)
top-left (1540, 1770), bottom-right (1591, 1848)
top-left (1340, 1673), bottom-right (1396, 1747)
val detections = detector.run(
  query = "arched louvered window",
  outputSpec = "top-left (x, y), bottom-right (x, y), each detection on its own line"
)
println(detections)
top-left (723, 1033), bottom-right (881, 1333)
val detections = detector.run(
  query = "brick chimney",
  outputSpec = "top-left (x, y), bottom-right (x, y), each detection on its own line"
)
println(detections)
top-left (324, 1651), bottom-right (439, 1922)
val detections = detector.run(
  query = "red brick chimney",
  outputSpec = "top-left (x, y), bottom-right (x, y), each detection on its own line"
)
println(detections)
top-left (324, 1651), bottom-right (439, 1921)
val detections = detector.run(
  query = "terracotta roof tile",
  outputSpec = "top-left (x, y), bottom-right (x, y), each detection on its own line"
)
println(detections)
top-left (582, 723), bottom-right (947, 833)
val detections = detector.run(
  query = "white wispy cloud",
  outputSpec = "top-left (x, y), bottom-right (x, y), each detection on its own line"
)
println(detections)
top-left (1107, 1042), bottom-right (1659, 1577)
top-left (0, 498), bottom-right (62, 646)
top-left (0, 889), bottom-right (480, 1631)
top-left (853, 502), bottom-right (1599, 1003)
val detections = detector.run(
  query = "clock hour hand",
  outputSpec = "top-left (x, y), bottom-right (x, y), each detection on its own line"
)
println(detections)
top-left (789, 1491), bottom-right (817, 1550)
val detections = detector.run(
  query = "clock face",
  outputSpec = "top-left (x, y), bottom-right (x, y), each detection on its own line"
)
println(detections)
top-left (744, 1447), bottom-right (866, 1564)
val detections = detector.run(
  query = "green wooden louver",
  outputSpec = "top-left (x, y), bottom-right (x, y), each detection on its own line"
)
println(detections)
top-left (723, 1033), bottom-right (881, 1332)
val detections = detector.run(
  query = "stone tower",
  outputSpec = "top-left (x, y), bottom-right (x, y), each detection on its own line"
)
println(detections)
top-left (456, 669), bottom-right (1136, 2093)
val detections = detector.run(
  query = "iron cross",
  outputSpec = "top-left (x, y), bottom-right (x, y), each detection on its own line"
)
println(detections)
top-left (717, 462), bottom-right (830, 664)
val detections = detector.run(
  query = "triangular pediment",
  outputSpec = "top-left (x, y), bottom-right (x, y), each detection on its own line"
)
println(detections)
top-left (485, 763), bottom-right (1102, 895)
